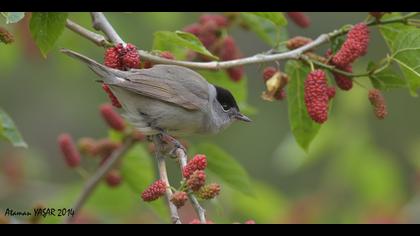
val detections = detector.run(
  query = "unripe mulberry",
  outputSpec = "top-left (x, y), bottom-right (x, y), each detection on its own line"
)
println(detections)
top-left (333, 65), bottom-right (353, 91)
top-left (105, 169), bottom-right (122, 187)
top-left (100, 104), bottom-right (126, 132)
top-left (286, 36), bottom-right (313, 50)
top-left (368, 89), bottom-right (388, 119)
top-left (58, 133), bottom-right (81, 168)
top-left (78, 137), bottom-right (97, 156)
top-left (159, 51), bottom-right (175, 60)
top-left (0, 26), bottom-right (14, 44)
top-left (102, 84), bottom-right (122, 108)
top-left (197, 183), bottom-right (221, 199)
top-left (287, 12), bottom-right (310, 28)
top-left (304, 70), bottom-right (329, 124)
top-left (141, 180), bottom-right (167, 201)
top-left (370, 12), bottom-right (386, 21)
top-left (170, 191), bottom-right (188, 208)
top-left (263, 67), bottom-right (277, 82)
top-left (121, 43), bottom-right (140, 69)
top-left (187, 170), bottom-right (206, 191)
top-left (104, 47), bottom-right (122, 69)
top-left (94, 138), bottom-right (121, 158)
top-left (332, 23), bottom-right (369, 67)
top-left (183, 154), bottom-right (208, 178)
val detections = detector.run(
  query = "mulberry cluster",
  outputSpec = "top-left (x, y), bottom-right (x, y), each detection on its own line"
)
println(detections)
top-left (332, 23), bottom-right (369, 68)
top-left (183, 14), bottom-right (244, 82)
top-left (368, 89), bottom-right (388, 120)
top-left (304, 70), bottom-right (329, 124)
top-left (104, 43), bottom-right (140, 70)
top-left (286, 12), bottom-right (311, 28)
top-left (187, 170), bottom-right (206, 191)
top-left (141, 180), bottom-right (167, 202)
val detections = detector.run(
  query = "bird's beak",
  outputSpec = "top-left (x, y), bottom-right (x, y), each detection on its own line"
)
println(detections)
top-left (234, 113), bottom-right (252, 122)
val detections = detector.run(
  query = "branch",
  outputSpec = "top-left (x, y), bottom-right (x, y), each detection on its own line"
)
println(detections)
top-left (64, 12), bottom-right (420, 72)
top-left (90, 12), bottom-right (125, 45)
top-left (175, 148), bottom-right (207, 224)
top-left (65, 19), bottom-right (111, 48)
top-left (153, 136), bottom-right (181, 224)
top-left (63, 137), bottom-right (135, 224)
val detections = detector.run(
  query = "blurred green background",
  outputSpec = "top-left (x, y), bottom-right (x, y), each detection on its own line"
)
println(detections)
top-left (1, 12), bottom-right (420, 224)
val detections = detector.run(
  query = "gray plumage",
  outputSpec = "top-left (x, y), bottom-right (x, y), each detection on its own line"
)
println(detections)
top-left (61, 48), bottom-right (250, 136)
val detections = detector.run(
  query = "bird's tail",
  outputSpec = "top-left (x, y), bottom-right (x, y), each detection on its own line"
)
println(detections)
top-left (60, 48), bottom-right (121, 84)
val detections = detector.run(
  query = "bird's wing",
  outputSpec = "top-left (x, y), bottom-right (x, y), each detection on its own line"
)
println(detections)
top-left (113, 65), bottom-right (210, 110)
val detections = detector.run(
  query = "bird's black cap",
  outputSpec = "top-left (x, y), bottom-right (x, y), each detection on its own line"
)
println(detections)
top-left (214, 85), bottom-right (240, 111)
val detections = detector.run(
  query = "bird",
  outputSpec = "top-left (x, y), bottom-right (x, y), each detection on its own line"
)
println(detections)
top-left (61, 49), bottom-right (251, 140)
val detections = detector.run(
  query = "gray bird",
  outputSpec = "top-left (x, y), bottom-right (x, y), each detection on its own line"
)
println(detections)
top-left (61, 49), bottom-right (251, 137)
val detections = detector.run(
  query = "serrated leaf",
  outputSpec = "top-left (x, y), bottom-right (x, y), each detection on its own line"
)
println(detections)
top-left (29, 12), bottom-right (68, 57)
top-left (198, 69), bottom-right (257, 116)
top-left (197, 142), bottom-right (254, 196)
top-left (153, 31), bottom-right (218, 60)
top-left (239, 12), bottom-right (281, 47)
top-left (0, 108), bottom-right (27, 148)
top-left (120, 144), bottom-right (169, 221)
top-left (248, 12), bottom-right (287, 27)
top-left (379, 13), bottom-right (416, 49)
top-left (285, 61), bottom-right (321, 152)
top-left (391, 29), bottom-right (420, 96)
top-left (368, 62), bottom-right (406, 90)
top-left (2, 12), bottom-right (25, 24)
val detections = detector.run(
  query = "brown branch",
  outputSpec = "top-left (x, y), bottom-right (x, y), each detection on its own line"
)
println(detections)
top-left (63, 137), bottom-right (136, 224)
top-left (153, 136), bottom-right (181, 224)
top-left (175, 148), bottom-right (207, 224)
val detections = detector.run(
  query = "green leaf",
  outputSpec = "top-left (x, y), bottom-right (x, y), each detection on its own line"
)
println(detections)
top-left (239, 12), bottom-right (282, 47)
top-left (391, 29), bottom-right (420, 96)
top-left (2, 12), bottom-right (25, 24)
top-left (285, 61), bottom-right (321, 152)
top-left (198, 69), bottom-right (257, 116)
top-left (379, 13), bottom-right (417, 49)
top-left (248, 12), bottom-right (287, 27)
top-left (368, 62), bottom-right (406, 90)
top-left (120, 144), bottom-right (170, 221)
top-left (197, 142), bottom-right (254, 196)
top-left (153, 31), bottom-right (218, 60)
top-left (0, 108), bottom-right (27, 148)
top-left (29, 12), bottom-right (68, 57)
top-left (331, 35), bottom-right (345, 54)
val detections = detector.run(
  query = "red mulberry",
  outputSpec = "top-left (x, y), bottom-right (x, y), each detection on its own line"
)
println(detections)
top-left (326, 87), bottom-right (336, 100)
top-left (99, 104), bottom-right (126, 132)
top-left (170, 191), bottom-right (188, 208)
top-left (141, 180), bottom-right (167, 201)
top-left (304, 70), bottom-right (329, 124)
top-left (187, 170), bottom-right (206, 191)
top-left (333, 64), bottom-right (353, 91)
top-left (332, 23), bottom-right (369, 67)
top-left (58, 133), bottom-right (81, 168)
top-left (287, 12), bottom-right (310, 28)
top-left (183, 154), bottom-right (208, 178)
top-left (121, 43), bottom-right (140, 69)
top-left (368, 89), bottom-right (388, 120)
top-left (105, 169), bottom-right (122, 187)
top-left (104, 47), bottom-right (122, 69)
top-left (102, 84), bottom-right (122, 108)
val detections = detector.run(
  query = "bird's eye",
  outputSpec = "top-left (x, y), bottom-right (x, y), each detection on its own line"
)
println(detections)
top-left (222, 104), bottom-right (229, 111)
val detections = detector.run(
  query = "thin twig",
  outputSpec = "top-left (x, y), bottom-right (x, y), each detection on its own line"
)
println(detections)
top-left (90, 12), bottom-right (125, 45)
top-left (63, 137), bottom-right (136, 224)
top-left (65, 19), bottom-right (111, 48)
top-left (153, 136), bottom-right (181, 224)
top-left (176, 148), bottom-right (207, 224)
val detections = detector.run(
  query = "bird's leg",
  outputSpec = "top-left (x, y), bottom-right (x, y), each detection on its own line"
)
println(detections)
top-left (157, 132), bottom-right (187, 158)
